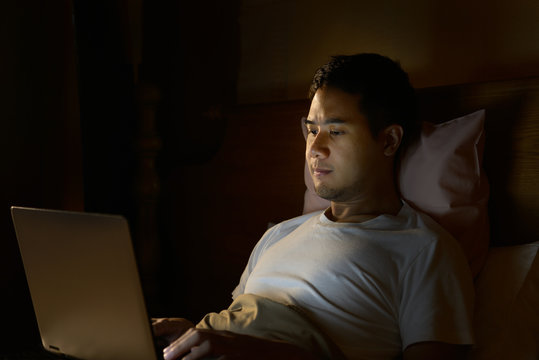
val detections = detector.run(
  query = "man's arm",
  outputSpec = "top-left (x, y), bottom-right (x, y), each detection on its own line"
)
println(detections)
top-left (162, 328), bottom-right (317, 360)
top-left (403, 341), bottom-right (471, 360)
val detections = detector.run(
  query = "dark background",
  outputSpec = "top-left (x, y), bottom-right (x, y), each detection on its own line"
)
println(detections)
top-left (1, 0), bottom-right (538, 352)
top-left (0, 0), bottom-right (242, 350)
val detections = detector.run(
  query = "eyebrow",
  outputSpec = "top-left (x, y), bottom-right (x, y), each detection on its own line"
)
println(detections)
top-left (303, 117), bottom-right (346, 125)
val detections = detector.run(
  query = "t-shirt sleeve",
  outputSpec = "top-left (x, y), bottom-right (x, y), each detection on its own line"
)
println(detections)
top-left (231, 213), bottom-right (317, 299)
top-left (398, 235), bottom-right (475, 349)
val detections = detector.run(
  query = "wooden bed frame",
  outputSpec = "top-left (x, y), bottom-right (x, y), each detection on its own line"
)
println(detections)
top-left (169, 76), bottom-right (539, 319)
top-left (212, 76), bottom-right (539, 247)
top-left (415, 77), bottom-right (539, 246)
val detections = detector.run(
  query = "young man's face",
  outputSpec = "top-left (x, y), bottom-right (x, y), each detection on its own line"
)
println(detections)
top-left (305, 86), bottom-right (388, 203)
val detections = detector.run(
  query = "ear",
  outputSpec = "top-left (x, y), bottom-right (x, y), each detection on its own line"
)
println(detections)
top-left (380, 124), bottom-right (403, 157)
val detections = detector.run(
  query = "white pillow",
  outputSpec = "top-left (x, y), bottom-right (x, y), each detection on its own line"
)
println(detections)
top-left (302, 110), bottom-right (490, 277)
top-left (399, 110), bottom-right (489, 277)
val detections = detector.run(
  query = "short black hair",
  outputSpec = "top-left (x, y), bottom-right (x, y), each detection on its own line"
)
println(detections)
top-left (309, 54), bottom-right (419, 151)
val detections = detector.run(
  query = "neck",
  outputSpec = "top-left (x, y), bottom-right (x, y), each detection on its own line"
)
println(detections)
top-left (325, 182), bottom-right (402, 223)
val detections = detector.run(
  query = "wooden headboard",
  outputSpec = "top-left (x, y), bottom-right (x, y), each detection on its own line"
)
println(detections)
top-left (415, 77), bottom-right (539, 246)
top-left (172, 76), bottom-right (539, 317)
top-left (216, 76), bottom-right (539, 247)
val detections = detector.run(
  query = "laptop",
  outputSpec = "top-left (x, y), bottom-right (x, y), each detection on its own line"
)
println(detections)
top-left (10, 206), bottom-right (162, 360)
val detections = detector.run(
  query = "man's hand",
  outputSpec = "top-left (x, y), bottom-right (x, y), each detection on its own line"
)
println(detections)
top-left (152, 317), bottom-right (195, 346)
top-left (163, 327), bottom-right (317, 360)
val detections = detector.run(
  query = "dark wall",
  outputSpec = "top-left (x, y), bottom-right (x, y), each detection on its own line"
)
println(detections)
top-left (141, 0), bottom-right (242, 318)
top-left (0, 0), bottom-right (243, 350)
top-left (0, 0), bottom-right (83, 350)
top-left (74, 0), bottom-right (138, 220)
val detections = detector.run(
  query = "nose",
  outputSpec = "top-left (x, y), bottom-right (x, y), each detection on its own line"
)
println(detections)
top-left (307, 132), bottom-right (329, 159)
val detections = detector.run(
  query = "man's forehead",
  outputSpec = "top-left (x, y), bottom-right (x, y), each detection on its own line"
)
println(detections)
top-left (307, 87), bottom-right (364, 124)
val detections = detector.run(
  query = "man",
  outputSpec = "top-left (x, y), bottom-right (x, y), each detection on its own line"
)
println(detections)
top-left (154, 54), bottom-right (475, 359)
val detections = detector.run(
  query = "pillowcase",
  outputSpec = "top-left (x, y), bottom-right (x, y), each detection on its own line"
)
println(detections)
top-left (302, 110), bottom-right (489, 277)
top-left (399, 110), bottom-right (489, 277)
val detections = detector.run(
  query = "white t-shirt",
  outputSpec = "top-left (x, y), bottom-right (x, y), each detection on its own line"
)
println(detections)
top-left (232, 203), bottom-right (475, 359)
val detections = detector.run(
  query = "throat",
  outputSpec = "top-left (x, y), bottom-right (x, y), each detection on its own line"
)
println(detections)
top-left (326, 199), bottom-right (403, 223)
top-left (324, 208), bottom-right (378, 223)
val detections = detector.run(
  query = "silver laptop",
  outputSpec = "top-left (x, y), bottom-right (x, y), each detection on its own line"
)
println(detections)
top-left (11, 206), bottom-right (161, 360)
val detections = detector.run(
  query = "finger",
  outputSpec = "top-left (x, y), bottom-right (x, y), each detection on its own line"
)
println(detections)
top-left (164, 328), bottom-right (200, 360)
top-left (186, 342), bottom-right (213, 360)
top-left (165, 328), bottom-right (229, 360)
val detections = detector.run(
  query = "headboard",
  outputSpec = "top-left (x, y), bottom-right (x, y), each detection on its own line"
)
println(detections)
top-left (415, 77), bottom-right (539, 246)
top-left (216, 76), bottom-right (539, 249)
top-left (172, 77), bottom-right (539, 318)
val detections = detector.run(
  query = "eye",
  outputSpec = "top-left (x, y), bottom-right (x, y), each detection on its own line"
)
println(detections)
top-left (305, 125), bottom-right (318, 136)
top-left (330, 129), bottom-right (344, 135)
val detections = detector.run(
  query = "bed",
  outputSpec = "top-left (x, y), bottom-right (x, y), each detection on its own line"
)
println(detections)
top-left (172, 76), bottom-right (539, 358)
top-left (407, 77), bottom-right (539, 358)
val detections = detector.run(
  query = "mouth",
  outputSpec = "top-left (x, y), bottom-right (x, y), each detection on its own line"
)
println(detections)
top-left (312, 167), bottom-right (332, 177)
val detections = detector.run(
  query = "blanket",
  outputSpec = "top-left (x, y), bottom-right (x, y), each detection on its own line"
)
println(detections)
top-left (197, 294), bottom-right (346, 359)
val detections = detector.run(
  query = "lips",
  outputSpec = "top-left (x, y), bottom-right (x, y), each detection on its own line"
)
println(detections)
top-left (312, 167), bottom-right (332, 177)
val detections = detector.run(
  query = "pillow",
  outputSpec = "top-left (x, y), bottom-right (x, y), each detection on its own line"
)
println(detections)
top-left (302, 110), bottom-right (489, 277)
top-left (470, 241), bottom-right (539, 359)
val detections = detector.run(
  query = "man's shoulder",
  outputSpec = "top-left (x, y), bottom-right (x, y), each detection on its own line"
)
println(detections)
top-left (399, 202), bottom-right (468, 265)
top-left (400, 202), bottom-right (453, 239)
top-left (246, 211), bottom-right (323, 271)
top-left (272, 211), bottom-right (322, 230)
top-left (265, 211), bottom-right (322, 241)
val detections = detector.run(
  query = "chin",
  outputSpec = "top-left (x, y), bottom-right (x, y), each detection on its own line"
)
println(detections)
top-left (315, 185), bottom-right (341, 201)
